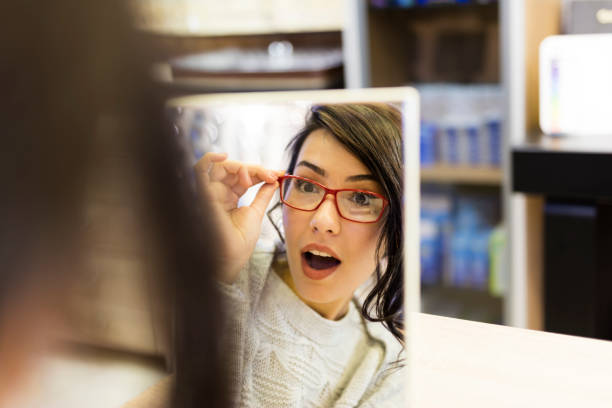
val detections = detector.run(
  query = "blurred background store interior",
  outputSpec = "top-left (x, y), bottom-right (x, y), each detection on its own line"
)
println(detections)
top-left (13, 1), bottom-right (612, 406)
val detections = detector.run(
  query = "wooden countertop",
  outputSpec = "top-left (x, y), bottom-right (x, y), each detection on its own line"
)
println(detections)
top-left (122, 313), bottom-right (612, 407)
top-left (412, 313), bottom-right (612, 407)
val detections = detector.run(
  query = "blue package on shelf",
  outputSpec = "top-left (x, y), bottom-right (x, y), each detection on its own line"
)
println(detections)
top-left (421, 194), bottom-right (453, 285)
top-left (424, 195), bottom-right (452, 284)
top-left (486, 119), bottom-right (501, 166)
top-left (420, 218), bottom-right (439, 285)
top-left (417, 83), bottom-right (503, 169)
top-left (445, 126), bottom-right (460, 164)
top-left (392, 0), bottom-right (415, 6)
top-left (467, 125), bottom-right (480, 165)
top-left (420, 121), bottom-right (437, 167)
top-left (449, 199), bottom-right (487, 288)
top-left (450, 229), bottom-right (471, 287)
top-left (423, 192), bottom-right (498, 290)
top-left (470, 228), bottom-right (492, 290)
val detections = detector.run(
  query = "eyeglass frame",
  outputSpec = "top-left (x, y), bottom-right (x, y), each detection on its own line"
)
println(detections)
top-left (278, 174), bottom-right (388, 224)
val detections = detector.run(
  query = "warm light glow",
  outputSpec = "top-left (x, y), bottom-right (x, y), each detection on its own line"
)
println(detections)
top-left (596, 8), bottom-right (612, 24)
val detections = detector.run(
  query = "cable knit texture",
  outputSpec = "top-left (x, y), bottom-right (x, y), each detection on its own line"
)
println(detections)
top-left (218, 251), bottom-right (405, 407)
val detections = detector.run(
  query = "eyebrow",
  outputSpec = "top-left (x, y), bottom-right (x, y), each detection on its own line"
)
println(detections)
top-left (295, 160), bottom-right (378, 183)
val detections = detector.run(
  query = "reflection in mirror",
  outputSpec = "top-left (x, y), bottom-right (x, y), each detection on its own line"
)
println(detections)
top-left (172, 89), bottom-right (419, 407)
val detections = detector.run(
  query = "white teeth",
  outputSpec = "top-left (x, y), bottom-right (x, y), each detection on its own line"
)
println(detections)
top-left (308, 249), bottom-right (334, 258)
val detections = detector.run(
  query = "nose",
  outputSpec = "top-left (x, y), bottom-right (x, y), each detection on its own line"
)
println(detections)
top-left (310, 194), bottom-right (341, 235)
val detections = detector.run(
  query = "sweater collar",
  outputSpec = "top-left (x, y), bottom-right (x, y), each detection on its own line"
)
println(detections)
top-left (267, 267), bottom-right (362, 347)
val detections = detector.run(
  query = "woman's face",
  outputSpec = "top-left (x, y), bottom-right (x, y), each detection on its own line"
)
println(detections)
top-left (282, 129), bottom-right (384, 320)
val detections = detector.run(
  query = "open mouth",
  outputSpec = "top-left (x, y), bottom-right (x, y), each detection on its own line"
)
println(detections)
top-left (303, 250), bottom-right (341, 270)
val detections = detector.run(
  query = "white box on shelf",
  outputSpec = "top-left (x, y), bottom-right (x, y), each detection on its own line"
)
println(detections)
top-left (540, 33), bottom-right (612, 136)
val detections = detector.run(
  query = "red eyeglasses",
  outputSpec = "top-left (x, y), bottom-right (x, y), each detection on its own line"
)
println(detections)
top-left (278, 175), bottom-right (388, 223)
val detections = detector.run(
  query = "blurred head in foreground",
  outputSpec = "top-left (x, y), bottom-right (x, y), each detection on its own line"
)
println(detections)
top-left (0, 1), bottom-right (225, 406)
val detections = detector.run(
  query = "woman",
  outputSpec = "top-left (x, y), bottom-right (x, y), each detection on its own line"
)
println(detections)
top-left (196, 103), bottom-right (404, 407)
top-left (0, 1), bottom-right (227, 406)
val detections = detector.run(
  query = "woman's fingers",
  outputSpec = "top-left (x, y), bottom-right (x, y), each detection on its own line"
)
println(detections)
top-left (238, 164), bottom-right (252, 188)
top-left (216, 161), bottom-right (277, 184)
top-left (249, 181), bottom-right (280, 218)
top-left (194, 152), bottom-right (228, 182)
top-left (208, 183), bottom-right (240, 211)
top-left (207, 160), bottom-right (278, 189)
top-left (195, 153), bottom-right (280, 203)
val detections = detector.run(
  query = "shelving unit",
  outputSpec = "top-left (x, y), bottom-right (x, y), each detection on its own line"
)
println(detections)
top-left (345, 1), bottom-right (506, 325)
top-left (421, 285), bottom-right (504, 323)
top-left (420, 165), bottom-right (502, 186)
top-left (342, 0), bottom-right (565, 329)
top-left (368, 2), bottom-right (499, 86)
top-left (513, 139), bottom-right (612, 340)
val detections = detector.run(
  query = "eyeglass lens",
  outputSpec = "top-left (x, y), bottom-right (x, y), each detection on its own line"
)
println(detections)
top-left (281, 177), bottom-right (384, 222)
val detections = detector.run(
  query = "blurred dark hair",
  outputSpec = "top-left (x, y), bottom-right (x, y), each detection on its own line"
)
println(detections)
top-left (279, 103), bottom-right (404, 344)
top-left (0, 1), bottom-right (226, 407)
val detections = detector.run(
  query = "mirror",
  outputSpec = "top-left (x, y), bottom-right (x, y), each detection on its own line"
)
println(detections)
top-left (168, 87), bottom-right (420, 406)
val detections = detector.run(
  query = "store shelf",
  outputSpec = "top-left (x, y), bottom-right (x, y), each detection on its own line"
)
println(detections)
top-left (366, 2), bottom-right (499, 86)
top-left (421, 285), bottom-right (503, 324)
top-left (513, 136), bottom-right (612, 340)
top-left (420, 164), bottom-right (502, 185)
top-left (513, 137), bottom-right (612, 199)
top-left (369, 1), bottom-right (499, 12)
top-left (341, 1), bottom-right (507, 325)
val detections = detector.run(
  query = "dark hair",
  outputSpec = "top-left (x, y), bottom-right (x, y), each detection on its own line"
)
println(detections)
top-left (283, 103), bottom-right (404, 344)
top-left (0, 2), bottom-right (227, 407)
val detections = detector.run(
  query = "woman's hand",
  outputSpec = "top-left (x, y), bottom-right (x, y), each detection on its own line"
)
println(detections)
top-left (195, 152), bottom-right (282, 284)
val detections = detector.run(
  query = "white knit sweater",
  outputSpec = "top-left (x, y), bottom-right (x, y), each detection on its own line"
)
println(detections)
top-left (218, 251), bottom-right (405, 408)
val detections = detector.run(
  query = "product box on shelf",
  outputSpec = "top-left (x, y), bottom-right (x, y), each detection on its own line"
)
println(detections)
top-left (418, 84), bottom-right (503, 168)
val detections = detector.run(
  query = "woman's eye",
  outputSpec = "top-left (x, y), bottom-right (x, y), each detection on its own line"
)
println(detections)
top-left (350, 192), bottom-right (373, 206)
top-left (296, 179), bottom-right (319, 194)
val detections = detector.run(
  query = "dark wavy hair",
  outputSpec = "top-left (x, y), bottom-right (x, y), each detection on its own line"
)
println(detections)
top-left (272, 103), bottom-right (404, 345)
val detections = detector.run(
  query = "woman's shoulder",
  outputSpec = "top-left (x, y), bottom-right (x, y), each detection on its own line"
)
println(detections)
top-left (248, 250), bottom-right (276, 275)
top-left (359, 315), bottom-right (406, 405)
top-left (240, 250), bottom-right (276, 300)
top-left (352, 301), bottom-right (405, 366)
top-left (327, 303), bottom-right (405, 407)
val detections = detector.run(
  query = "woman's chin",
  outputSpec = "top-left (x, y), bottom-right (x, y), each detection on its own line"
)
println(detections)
top-left (290, 270), bottom-right (339, 305)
